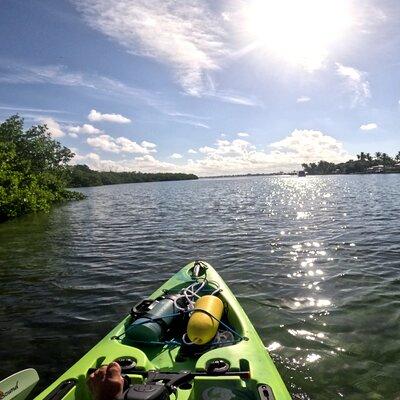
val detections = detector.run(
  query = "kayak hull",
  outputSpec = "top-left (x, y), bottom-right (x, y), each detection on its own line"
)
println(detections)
top-left (34, 262), bottom-right (291, 400)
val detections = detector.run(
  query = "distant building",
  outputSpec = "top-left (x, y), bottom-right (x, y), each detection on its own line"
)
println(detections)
top-left (366, 165), bottom-right (384, 173)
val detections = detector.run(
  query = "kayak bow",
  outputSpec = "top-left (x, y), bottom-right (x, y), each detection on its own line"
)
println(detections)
top-left (34, 261), bottom-right (291, 400)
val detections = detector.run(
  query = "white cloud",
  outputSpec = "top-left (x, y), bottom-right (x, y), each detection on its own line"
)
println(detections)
top-left (170, 153), bottom-right (183, 159)
top-left (72, 129), bottom-right (351, 176)
top-left (39, 117), bottom-right (64, 138)
top-left (87, 135), bottom-right (120, 153)
top-left (74, 0), bottom-right (227, 96)
top-left (188, 149), bottom-right (197, 154)
top-left (269, 129), bottom-right (350, 163)
top-left (68, 123), bottom-right (102, 135)
top-left (87, 134), bottom-right (155, 154)
top-left (72, 152), bottom-right (179, 173)
top-left (360, 122), bottom-right (378, 131)
top-left (141, 140), bottom-right (157, 149)
top-left (116, 137), bottom-right (154, 153)
top-left (88, 109), bottom-right (131, 124)
top-left (297, 96), bottom-right (311, 103)
top-left (199, 139), bottom-right (255, 156)
top-left (336, 63), bottom-right (370, 105)
top-left (69, 132), bottom-right (78, 138)
top-left (184, 130), bottom-right (351, 176)
top-left (237, 132), bottom-right (250, 137)
top-left (198, 146), bottom-right (216, 154)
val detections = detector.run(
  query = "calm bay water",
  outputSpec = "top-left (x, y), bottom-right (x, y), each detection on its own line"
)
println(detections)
top-left (0, 175), bottom-right (399, 399)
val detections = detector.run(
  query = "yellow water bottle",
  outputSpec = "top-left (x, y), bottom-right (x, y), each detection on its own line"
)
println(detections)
top-left (187, 295), bottom-right (223, 345)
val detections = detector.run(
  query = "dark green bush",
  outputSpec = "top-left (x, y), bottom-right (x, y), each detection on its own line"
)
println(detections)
top-left (0, 115), bottom-right (85, 221)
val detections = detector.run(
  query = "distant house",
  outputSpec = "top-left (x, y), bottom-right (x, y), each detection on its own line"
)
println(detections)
top-left (366, 165), bottom-right (384, 173)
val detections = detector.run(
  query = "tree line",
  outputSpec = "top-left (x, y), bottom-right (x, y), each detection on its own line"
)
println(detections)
top-left (0, 115), bottom-right (197, 221)
top-left (68, 164), bottom-right (198, 187)
top-left (302, 151), bottom-right (400, 175)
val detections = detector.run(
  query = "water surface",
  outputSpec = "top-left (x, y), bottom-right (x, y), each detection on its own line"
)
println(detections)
top-left (0, 175), bottom-right (399, 399)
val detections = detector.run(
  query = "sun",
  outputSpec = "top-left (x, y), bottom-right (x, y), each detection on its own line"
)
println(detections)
top-left (242, 0), bottom-right (354, 70)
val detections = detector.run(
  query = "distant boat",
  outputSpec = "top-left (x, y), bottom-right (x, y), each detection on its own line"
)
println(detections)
top-left (298, 170), bottom-right (306, 177)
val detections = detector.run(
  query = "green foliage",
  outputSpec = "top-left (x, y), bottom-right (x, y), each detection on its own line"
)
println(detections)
top-left (0, 115), bottom-right (85, 221)
top-left (68, 164), bottom-right (198, 187)
top-left (0, 114), bottom-right (198, 220)
top-left (302, 151), bottom-right (400, 175)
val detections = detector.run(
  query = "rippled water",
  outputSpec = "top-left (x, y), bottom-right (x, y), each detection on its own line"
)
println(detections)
top-left (1, 175), bottom-right (399, 399)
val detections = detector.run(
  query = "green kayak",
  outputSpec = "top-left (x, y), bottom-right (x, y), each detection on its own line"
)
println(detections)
top-left (35, 261), bottom-right (291, 400)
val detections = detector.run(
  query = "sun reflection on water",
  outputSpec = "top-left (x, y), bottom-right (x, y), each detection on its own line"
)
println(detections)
top-left (262, 177), bottom-right (343, 390)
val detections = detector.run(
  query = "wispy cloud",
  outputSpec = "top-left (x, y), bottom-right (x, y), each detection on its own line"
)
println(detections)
top-left (0, 60), bottom-right (242, 122)
top-left (0, 63), bottom-right (90, 87)
top-left (166, 111), bottom-right (208, 119)
top-left (173, 119), bottom-right (210, 129)
top-left (0, 105), bottom-right (67, 114)
top-left (73, 0), bottom-right (227, 96)
top-left (0, 60), bottom-right (162, 108)
top-left (205, 91), bottom-right (263, 107)
top-left (165, 111), bottom-right (211, 129)
top-left (336, 63), bottom-right (370, 105)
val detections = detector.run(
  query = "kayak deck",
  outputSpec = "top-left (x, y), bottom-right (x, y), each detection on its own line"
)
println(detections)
top-left (35, 261), bottom-right (291, 400)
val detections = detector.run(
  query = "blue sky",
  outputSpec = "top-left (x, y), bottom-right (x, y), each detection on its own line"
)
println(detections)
top-left (0, 0), bottom-right (399, 175)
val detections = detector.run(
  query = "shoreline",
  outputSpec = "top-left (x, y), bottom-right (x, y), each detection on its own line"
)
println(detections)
top-left (201, 171), bottom-right (400, 179)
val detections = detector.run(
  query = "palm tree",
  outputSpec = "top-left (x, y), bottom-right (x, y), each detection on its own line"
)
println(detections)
top-left (365, 153), bottom-right (372, 162)
top-left (381, 153), bottom-right (394, 166)
top-left (395, 151), bottom-right (400, 162)
top-left (375, 152), bottom-right (382, 161)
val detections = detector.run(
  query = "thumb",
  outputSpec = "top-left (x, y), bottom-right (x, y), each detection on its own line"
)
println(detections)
top-left (106, 362), bottom-right (122, 379)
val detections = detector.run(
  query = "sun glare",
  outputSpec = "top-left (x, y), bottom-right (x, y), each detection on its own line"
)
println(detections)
top-left (243, 0), bottom-right (353, 70)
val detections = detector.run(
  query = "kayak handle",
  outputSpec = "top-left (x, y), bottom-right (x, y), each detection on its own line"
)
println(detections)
top-left (87, 368), bottom-right (250, 379)
top-left (258, 384), bottom-right (275, 400)
top-left (42, 379), bottom-right (76, 400)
